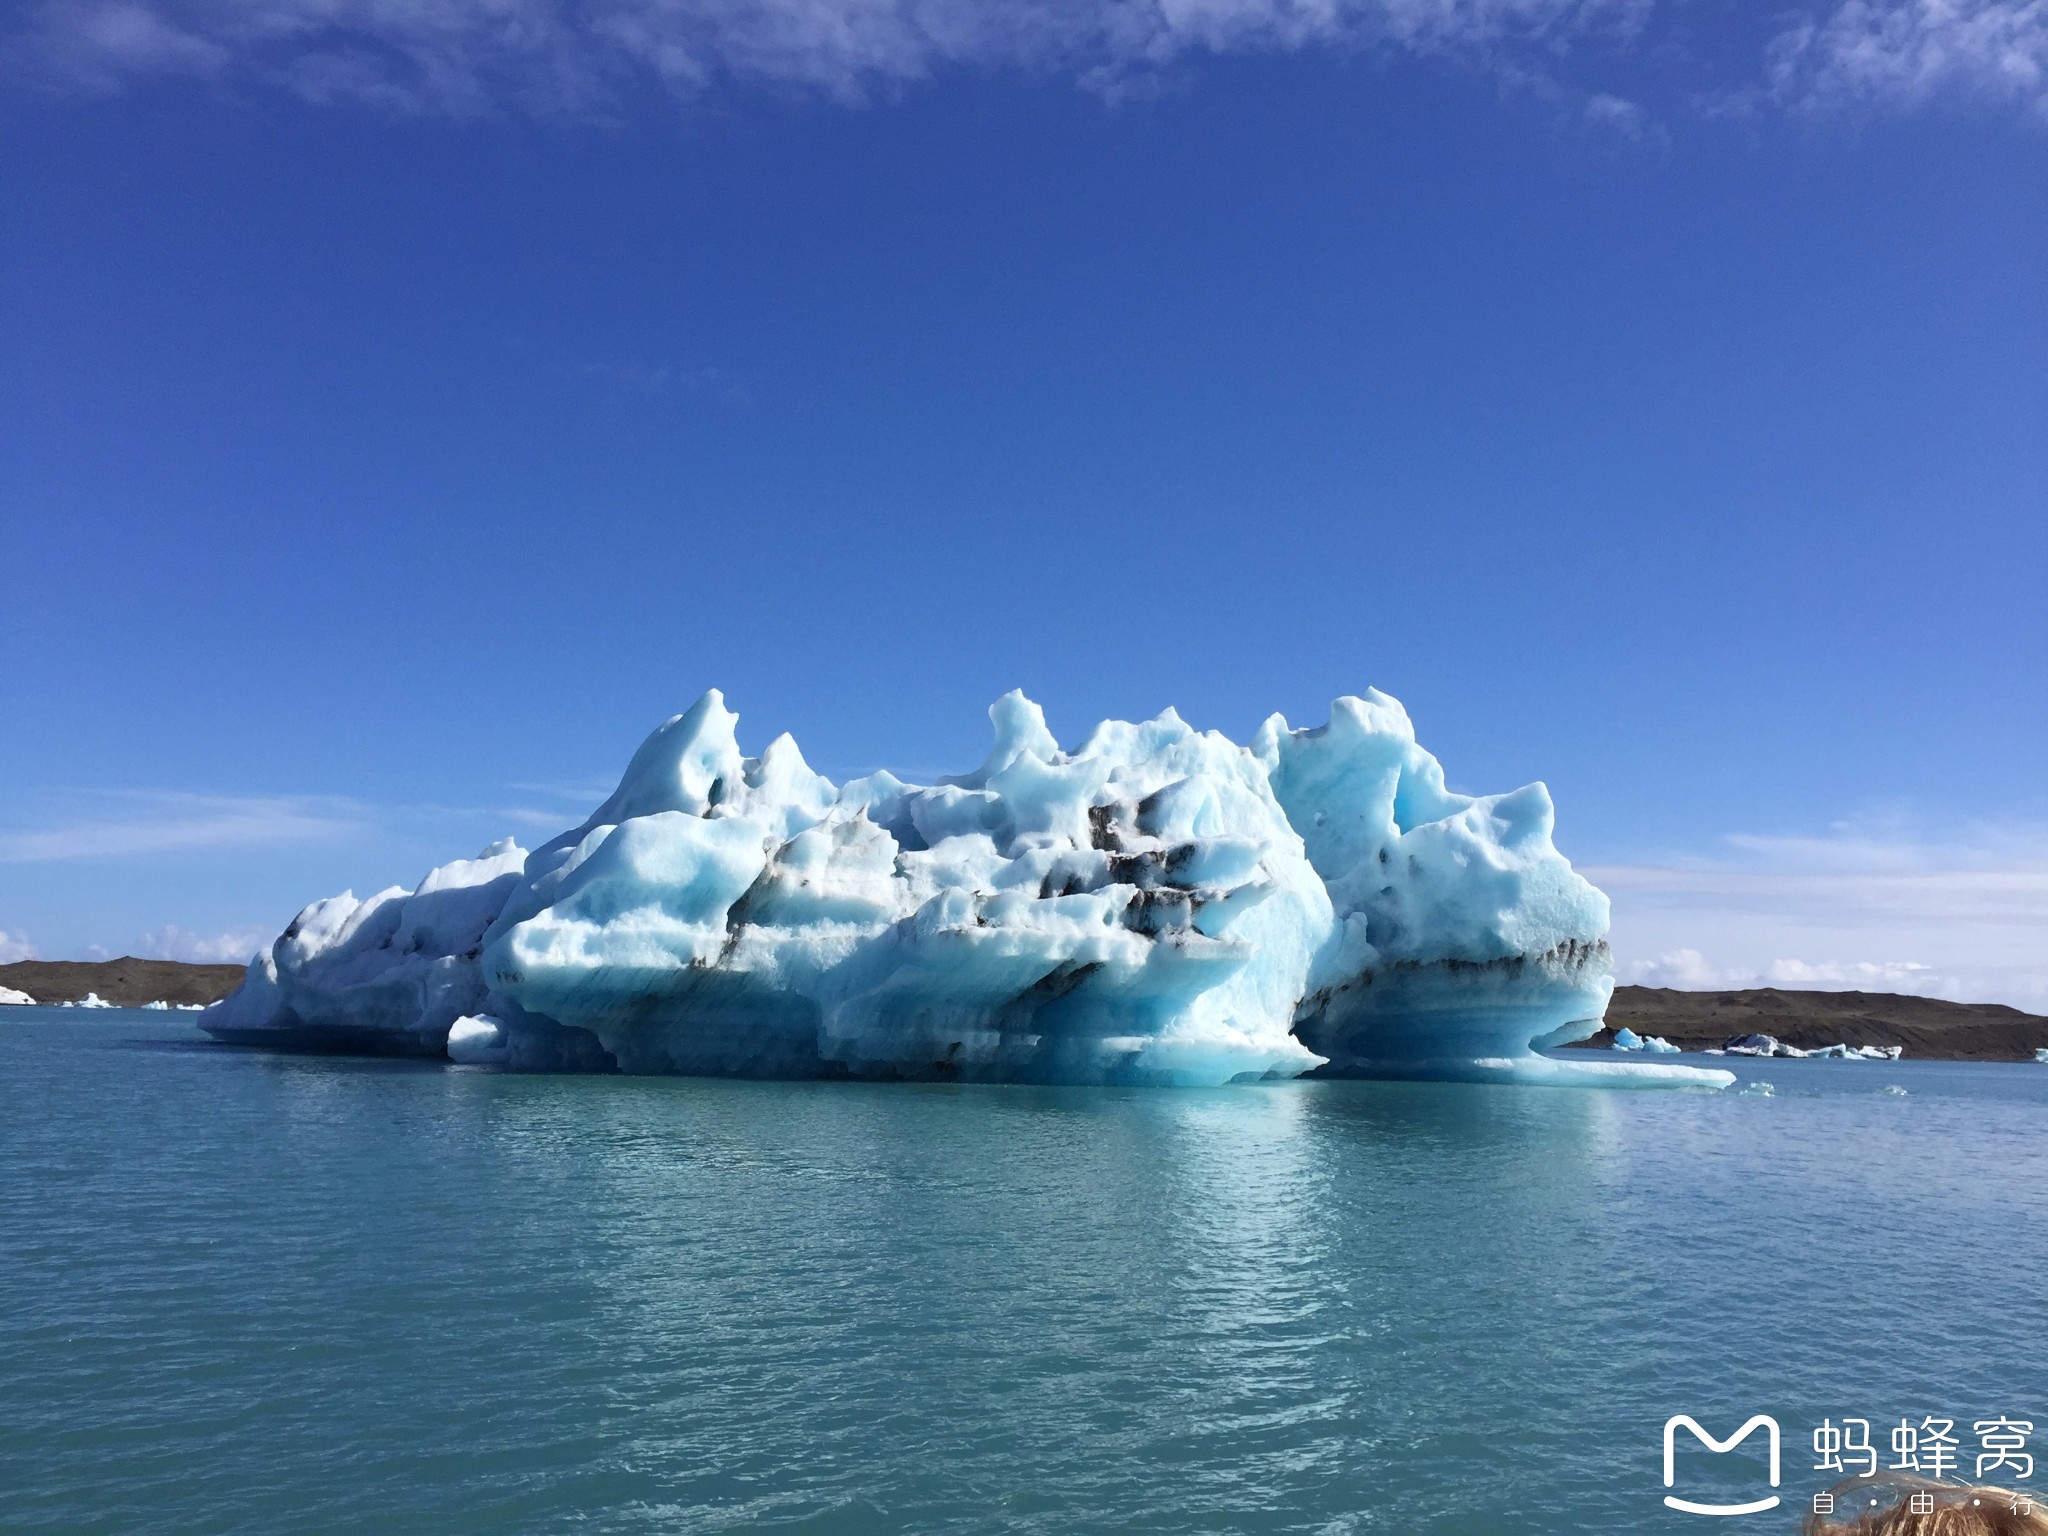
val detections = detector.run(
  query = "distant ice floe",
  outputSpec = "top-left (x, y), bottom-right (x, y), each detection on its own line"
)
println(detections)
top-left (1717, 1033), bottom-right (1901, 1060)
top-left (2036, 1048), bottom-right (2048, 1064)
top-left (203, 688), bottom-right (1734, 1090)
top-left (0, 986), bottom-right (35, 1006)
top-left (140, 1000), bottom-right (208, 1011)
top-left (58, 993), bottom-right (117, 1009)
top-left (1609, 1028), bottom-right (1680, 1054)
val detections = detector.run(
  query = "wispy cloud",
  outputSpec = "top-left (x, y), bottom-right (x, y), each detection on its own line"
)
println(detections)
top-left (508, 778), bottom-right (617, 805)
top-left (0, 791), bottom-right (371, 863)
top-left (14, 0), bottom-right (2033, 125)
top-left (1622, 948), bottom-right (1934, 989)
top-left (0, 786), bottom-right (582, 865)
top-left (1587, 817), bottom-right (2048, 1012)
top-left (0, 786), bottom-right (567, 962)
top-left (1583, 90), bottom-right (1647, 134)
top-left (494, 805), bottom-right (580, 829)
top-left (1768, 0), bottom-right (2048, 119)
top-left (5, 0), bottom-right (1618, 112)
top-left (26, 0), bottom-right (228, 90)
top-left (138, 922), bottom-right (269, 964)
top-left (1593, 861), bottom-right (2048, 927)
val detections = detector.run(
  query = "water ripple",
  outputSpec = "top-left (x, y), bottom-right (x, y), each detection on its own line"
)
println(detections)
top-left (4, 1014), bottom-right (2045, 1534)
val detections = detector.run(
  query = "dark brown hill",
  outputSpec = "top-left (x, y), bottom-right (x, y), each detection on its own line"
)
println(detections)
top-left (0, 957), bottom-right (248, 1008)
top-left (1570, 986), bottom-right (2048, 1062)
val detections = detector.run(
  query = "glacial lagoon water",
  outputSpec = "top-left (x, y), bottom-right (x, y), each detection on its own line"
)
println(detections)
top-left (4, 1009), bottom-right (2046, 1535)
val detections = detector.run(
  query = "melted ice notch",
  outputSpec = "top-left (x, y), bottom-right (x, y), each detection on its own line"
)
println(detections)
top-left (203, 689), bottom-right (1732, 1090)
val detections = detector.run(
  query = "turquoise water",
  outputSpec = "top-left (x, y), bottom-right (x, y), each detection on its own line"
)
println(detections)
top-left (4, 1009), bottom-right (2045, 1534)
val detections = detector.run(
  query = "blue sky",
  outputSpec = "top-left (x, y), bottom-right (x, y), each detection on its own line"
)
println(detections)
top-left (1, 0), bottom-right (2043, 1005)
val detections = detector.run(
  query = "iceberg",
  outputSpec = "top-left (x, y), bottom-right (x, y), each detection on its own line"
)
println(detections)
top-left (203, 689), bottom-right (1732, 1090)
top-left (1723, 1034), bottom-right (1903, 1061)
top-left (1801, 1042), bottom-right (1904, 1060)
top-left (1728, 1040), bottom-right (1794, 1064)
top-left (0, 986), bottom-right (34, 1006)
top-left (1724, 1033), bottom-right (1793, 1057)
top-left (1609, 1029), bottom-right (1680, 1054)
top-left (60, 992), bottom-right (116, 1010)
top-left (203, 837), bottom-right (529, 1057)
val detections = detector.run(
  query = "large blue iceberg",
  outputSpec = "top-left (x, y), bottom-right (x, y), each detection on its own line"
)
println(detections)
top-left (202, 690), bottom-right (1732, 1090)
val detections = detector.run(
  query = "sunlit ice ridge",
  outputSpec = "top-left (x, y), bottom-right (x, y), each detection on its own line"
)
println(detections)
top-left (203, 689), bottom-right (1732, 1090)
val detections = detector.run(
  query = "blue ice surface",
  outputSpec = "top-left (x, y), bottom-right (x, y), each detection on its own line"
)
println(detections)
top-left (203, 689), bottom-right (1731, 1090)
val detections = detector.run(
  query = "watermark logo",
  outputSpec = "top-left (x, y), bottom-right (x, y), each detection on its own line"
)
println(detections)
top-left (1664, 1415), bottom-right (1782, 1516)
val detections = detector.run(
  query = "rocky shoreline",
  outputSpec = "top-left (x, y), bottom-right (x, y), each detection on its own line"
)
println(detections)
top-left (0, 958), bottom-right (251, 1009)
top-left (1570, 986), bottom-right (2048, 1063)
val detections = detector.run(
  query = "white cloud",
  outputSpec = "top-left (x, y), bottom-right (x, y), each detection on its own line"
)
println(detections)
top-left (1583, 89), bottom-right (1646, 133)
top-left (0, 791), bottom-right (369, 863)
top-left (1760, 956), bottom-right (1940, 987)
top-left (497, 804), bottom-right (579, 829)
top-left (0, 0), bottom-right (1671, 119)
top-left (6, 0), bottom-right (1643, 114)
top-left (1620, 946), bottom-right (1940, 993)
top-left (1588, 817), bottom-right (2048, 1013)
top-left (1769, 0), bottom-right (2048, 118)
top-left (0, 928), bottom-right (37, 964)
top-left (1619, 948), bottom-right (2048, 1012)
top-left (1618, 946), bottom-right (1732, 988)
top-left (8, 0), bottom-right (2041, 119)
top-left (138, 922), bottom-right (269, 964)
top-left (29, 0), bottom-right (229, 89)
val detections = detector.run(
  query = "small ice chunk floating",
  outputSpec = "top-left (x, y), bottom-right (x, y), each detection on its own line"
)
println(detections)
top-left (1716, 1034), bottom-right (1903, 1060)
top-left (1610, 1028), bottom-right (1680, 1054)
top-left (203, 690), bottom-right (1732, 1090)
